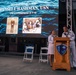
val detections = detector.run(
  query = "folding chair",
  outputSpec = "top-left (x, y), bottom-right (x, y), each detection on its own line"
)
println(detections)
top-left (23, 46), bottom-right (34, 62)
top-left (39, 47), bottom-right (48, 63)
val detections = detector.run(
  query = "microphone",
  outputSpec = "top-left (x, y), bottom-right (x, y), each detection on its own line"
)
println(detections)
top-left (64, 32), bottom-right (69, 37)
top-left (52, 35), bottom-right (57, 38)
top-left (64, 33), bottom-right (66, 35)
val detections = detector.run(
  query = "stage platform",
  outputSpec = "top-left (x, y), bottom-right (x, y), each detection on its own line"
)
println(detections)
top-left (0, 55), bottom-right (76, 75)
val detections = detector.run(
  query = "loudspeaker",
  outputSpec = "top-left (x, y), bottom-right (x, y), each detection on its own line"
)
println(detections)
top-left (9, 37), bottom-right (17, 44)
top-left (9, 37), bottom-right (17, 52)
top-left (0, 37), bottom-right (5, 45)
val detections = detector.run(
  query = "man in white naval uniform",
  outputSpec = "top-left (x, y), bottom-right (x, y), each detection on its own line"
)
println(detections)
top-left (62, 26), bottom-right (76, 69)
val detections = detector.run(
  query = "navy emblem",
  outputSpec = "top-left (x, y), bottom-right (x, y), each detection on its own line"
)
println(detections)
top-left (56, 44), bottom-right (67, 55)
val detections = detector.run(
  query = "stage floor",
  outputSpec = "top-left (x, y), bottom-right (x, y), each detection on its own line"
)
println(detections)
top-left (0, 55), bottom-right (76, 75)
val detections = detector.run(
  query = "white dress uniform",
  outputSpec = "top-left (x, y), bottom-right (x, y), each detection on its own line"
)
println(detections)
top-left (48, 34), bottom-right (54, 55)
top-left (62, 30), bottom-right (76, 67)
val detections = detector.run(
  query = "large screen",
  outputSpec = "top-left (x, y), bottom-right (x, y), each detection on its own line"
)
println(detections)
top-left (0, 0), bottom-right (59, 38)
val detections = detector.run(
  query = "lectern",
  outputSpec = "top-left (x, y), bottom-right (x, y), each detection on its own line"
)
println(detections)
top-left (52, 37), bottom-right (71, 71)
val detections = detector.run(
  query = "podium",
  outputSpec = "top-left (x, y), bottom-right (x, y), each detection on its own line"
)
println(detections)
top-left (52, 37), bottom-right (71, 71)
